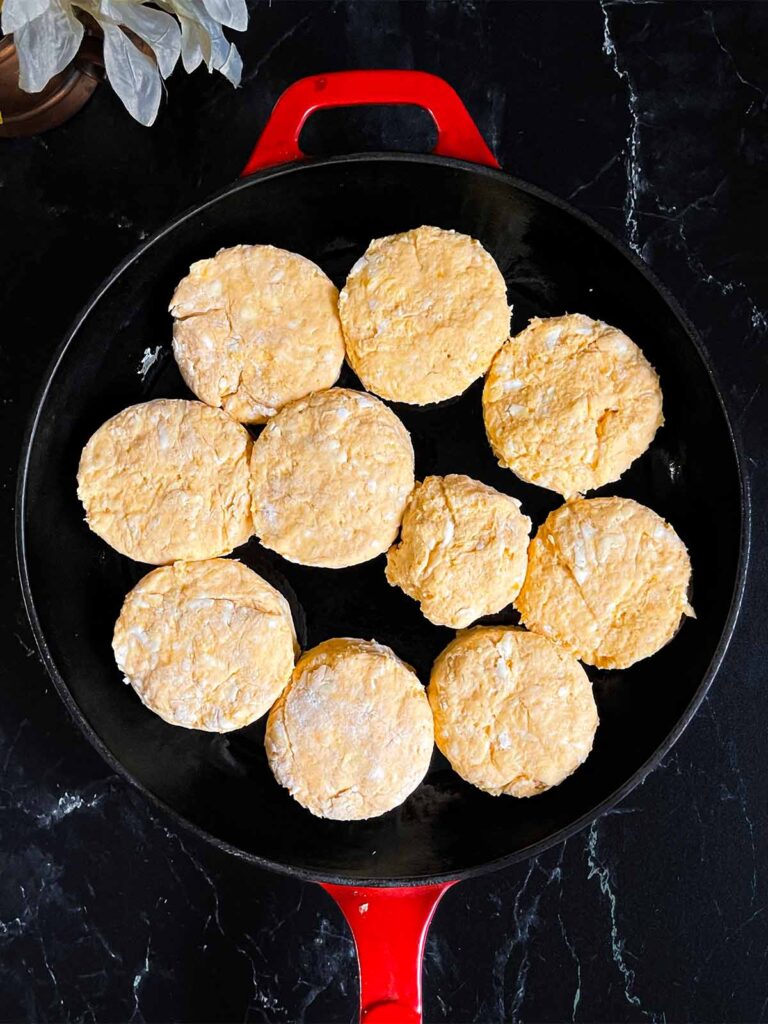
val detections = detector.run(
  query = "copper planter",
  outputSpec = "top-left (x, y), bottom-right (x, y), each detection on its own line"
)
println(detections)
top-left (0, 33), bottom-right (101, 138)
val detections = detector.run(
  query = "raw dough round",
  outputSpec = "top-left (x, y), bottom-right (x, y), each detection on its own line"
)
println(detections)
top-left (339, 225), bottom-right (510, 405)
top-left (77, 399), bottom-right (253, 564)
top-left (265, 637), bottom-right (434, 819)
top-left (113, 558), bottom-right (297, 732)
top-left (483, 314), bottom-right (663, 498)
top-left (428, 627), bottom-right (598, 797)
top-left (385, 474), bottom-right (531, 628)
top-left (250, 388), bottom-right (415, 568)
top-left (170, 244), bottom-right (345, 423)
top-left (516, 497), bottom-right (694, 669)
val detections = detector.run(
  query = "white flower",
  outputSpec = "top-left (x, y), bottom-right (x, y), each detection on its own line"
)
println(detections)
top-left (2, 0), bottom-right (245, 125)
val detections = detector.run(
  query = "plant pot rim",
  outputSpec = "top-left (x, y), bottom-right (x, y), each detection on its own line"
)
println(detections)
top-left (0, 33), bottom-right (99, 138)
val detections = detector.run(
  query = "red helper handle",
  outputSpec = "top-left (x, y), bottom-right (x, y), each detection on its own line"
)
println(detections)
top-left (322, 882), bottom-right (455, 1023)
top-left (241, 70), bottom-right (499, 175)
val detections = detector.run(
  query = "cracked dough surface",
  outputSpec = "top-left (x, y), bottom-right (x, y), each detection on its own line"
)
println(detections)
top-left (265, 637), bottom-right (434, 819)
top-left (113, 559), bottom-right (296, 732)
top-left (386, 474), bottom-right (531, 628)
top-left (516, 497), bottom-right (694, 669)
top-left (250, 388), bottom-right (415, 568)
top-left (77, 399), bottom-right (253, 564)
top-left (429, 627), bottom-right (597, 797)
top-left (483, 314), bottom-right (663, 498)
top-left (170, 244), bottom-right (345, 423)
top-left (339, 225), bottom-right (510, 405)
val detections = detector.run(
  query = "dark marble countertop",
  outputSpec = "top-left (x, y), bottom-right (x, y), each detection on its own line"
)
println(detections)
top-left (2, 2), bottom-right (767, 1021)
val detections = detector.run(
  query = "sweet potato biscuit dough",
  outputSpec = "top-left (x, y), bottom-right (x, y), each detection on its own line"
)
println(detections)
top-left (113, 559), bottom-right (297, 732)
top-left (483, 314), bottom-right (663, 498)
top-left (429, 627), bottom-right (598, 797)
top-left (170, 244), bottom-right (345, 424)
top-left (265, 638), bottom-right (434, 820)
top-left (385, 474), bottom-right (531, 628)
top-left (77, 399), bottom-right (253, 564)
top-left (250, 388), bottom-right (415, 568)
top-left (516, 497), bottom-right (694, 669)
top-left (339, 225), bottom-right (510, 405)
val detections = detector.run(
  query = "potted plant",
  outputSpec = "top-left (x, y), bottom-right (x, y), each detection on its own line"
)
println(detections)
top-left (0, 0), bottom-right (244, 134)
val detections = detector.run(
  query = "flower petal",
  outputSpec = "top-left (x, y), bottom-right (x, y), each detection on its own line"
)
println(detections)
top-left (101, 22), bottom-right (161, 125)
top-left (15, 0), bottom-right (84, 93)
top-left (177, 15), bottom-right (206, 71)
top-left (218, 41), bottom-right (241, 86)
top-left (199, 0), bottom-right (247, 32)
top-left (1, 0), bottom-right (51, 36)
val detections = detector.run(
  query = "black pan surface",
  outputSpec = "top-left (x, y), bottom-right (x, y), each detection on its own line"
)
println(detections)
top-left (17, 155), bottom-right (748, 884)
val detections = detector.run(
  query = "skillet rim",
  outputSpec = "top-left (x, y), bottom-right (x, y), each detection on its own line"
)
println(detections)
top-left (15, 152), bottom-right (752, 886)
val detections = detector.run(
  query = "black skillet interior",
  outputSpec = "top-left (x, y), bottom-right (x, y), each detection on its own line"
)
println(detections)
top-left (18, 156), bottom-right (745, 884)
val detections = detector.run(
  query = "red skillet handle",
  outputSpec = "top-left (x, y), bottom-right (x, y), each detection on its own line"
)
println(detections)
top-left (322, 882), bottom-right (455, 1023)
top-left (241, 70), bottom-right (499, 175)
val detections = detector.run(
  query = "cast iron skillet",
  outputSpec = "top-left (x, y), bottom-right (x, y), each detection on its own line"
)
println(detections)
top-left (16, 72), bottom-right (749, 1023)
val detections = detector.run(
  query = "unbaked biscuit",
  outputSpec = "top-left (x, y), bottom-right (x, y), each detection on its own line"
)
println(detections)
top-left (339, 225), bottom-right (510, 405)
top-left (516, 497), bottom-right (693, 669)
top-left (429, 627), bottom-right (598, 797)
top-left (250, 388), bottom-right (415, 568)
top-left (77, 399), bottom-right (253, 564)
top-left (113, 558), bottom-right (296, 731)
top-left (385, 474), bottom-right (531, 628)
top-left (170, 244), bottom-right (345, 423)
top-left (483, 314), bottom-right (663, 498)
top-left (266, 638), bottom-right (434, 820)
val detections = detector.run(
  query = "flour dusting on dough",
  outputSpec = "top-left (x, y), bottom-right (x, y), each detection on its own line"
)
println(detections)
top-left (138, 346), bottom-right (162, 379)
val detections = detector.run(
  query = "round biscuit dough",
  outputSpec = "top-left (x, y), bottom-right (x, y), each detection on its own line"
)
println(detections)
top-left (385, 474), bottom-right (531, 628)
top-left (515, 497), bottom-right (694, 669)
top-left (77, 399), bottom-right (253, 564)
top-left (113, 558), bottom-right (297, 732)
top-left (483, 314), bottom-right (663, 498)
top-left (170, 244), bottom-right (345, 423)
top-left (339, 225), bottom-right (510, 405)
top-left (265, 638), bottom-right (434, 820)
top-left (250, 388), bottom-right (415, 568)
top-left (429, 627), bottom-right (598, 797)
